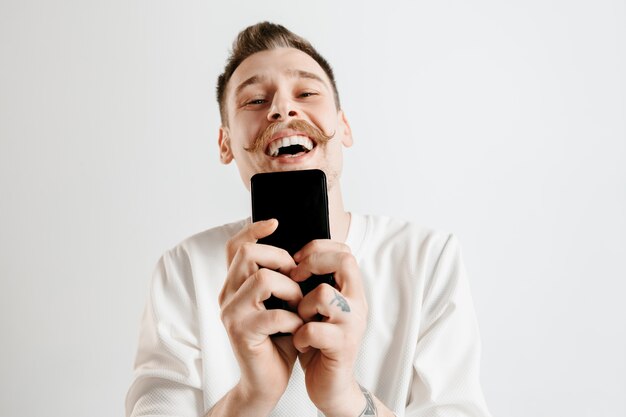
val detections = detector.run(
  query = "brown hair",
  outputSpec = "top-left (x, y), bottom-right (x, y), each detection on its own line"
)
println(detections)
top-left (216, 22), bottom-right (341, 125)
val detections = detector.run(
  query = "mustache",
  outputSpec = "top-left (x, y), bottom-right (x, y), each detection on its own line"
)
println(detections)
top-left (244, 119), bottom-right (334, 153)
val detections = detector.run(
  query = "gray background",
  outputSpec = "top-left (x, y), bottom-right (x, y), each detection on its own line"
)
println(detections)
top-left (1, 1), bottom-right (625, 416)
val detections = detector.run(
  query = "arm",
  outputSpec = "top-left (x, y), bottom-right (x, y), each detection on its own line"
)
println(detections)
top-left (208, 219), bottom-right (304, 416)
top-left (126, 220), bottom-right (304, 417)
top-left (289, 234), bottom-right (490, 417)
top-left (204, 384), bottom-right (275, 417)
top-left (289, 240), bottom-right (398, 417)
top-left (125, 250), bottom-right (204, 417)
top-left (405, 235), bottom-right (491, 417)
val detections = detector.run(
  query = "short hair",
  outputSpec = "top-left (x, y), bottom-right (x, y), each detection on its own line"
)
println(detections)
top-left (216, 22), bottom-right (341, 125)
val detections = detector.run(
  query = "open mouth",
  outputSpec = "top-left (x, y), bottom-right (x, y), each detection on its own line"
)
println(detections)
top-left (266, 136), bottom-right (315, 158)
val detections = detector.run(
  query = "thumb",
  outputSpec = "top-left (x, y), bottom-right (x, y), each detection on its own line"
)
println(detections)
top-left (225, 219), bottom-right (278, 265)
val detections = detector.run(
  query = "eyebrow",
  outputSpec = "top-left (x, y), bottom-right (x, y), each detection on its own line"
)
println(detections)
top-left (285, 69), bottom-right (326, 84)
top-left (234, 69), bottom-right (328, 97)
top-left (235, 75), bottom-right (265, 97)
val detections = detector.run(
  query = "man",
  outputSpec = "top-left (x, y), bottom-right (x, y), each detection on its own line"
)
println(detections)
top-left (126, 22), bottom-right (492, 417)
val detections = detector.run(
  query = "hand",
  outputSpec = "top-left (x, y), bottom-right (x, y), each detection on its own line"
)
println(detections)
top-left (290, 240), bottom-right (369, 417)
top-left (218, 219), bottom-right (304, 412)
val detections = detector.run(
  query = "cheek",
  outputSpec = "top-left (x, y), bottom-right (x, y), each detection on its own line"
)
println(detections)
top-left (308, 106), bottom-right (338, 134)
top-left (232, 110), bottom-right (263, 132)
top-left (230, 124), bottom-right (257, 147)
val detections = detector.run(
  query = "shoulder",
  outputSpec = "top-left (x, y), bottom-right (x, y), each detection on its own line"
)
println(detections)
top-left (353, 214), bottom-right (460, 278)
top-left (149, 219), bottom-right (248, 297)
top-left (154, 219), bottom-right (248, 278)
top-left (165, 218), bottom-right (249, 259)
top-left (357, 213), bottom-right (453, 253)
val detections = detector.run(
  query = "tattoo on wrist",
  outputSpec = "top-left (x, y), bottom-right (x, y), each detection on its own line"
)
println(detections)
top-left (358, 384), bottom-right (377, 416)
top-left (330, 290), bottom-right (351, 312)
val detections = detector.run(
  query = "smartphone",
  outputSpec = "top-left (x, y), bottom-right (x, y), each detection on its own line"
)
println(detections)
top-left (251, 169), bottom-right (336, 311)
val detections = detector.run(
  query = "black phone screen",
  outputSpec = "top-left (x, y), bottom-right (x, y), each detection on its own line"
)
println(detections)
top-left (251, 169), bottom-right (336, 309)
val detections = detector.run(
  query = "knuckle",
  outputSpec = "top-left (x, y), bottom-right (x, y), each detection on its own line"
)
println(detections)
top-left (303, 322), bottom-right (319, 339)
top-left (338, 251), bottom-right (354, 262)
top-left (251, 268), bottom-right (271, 287)
top-left (266, 309), bottom-right (283, 327)
top-left (225, 237), bottom-right (236, 253)
top-left (222, 309), bottom-right (245, 338)
top-left (338, 252), bottom-right (357, 269)
top-left (296, 255), bottom-right (310, 272)
top-left (338, 242), bottom-right (352, 253)
top-left (219, 307), bottom-right (228, 325)
top-left (225, 237), bottom-right (243, 258)
top-left (239, 242), bottom-right (255, 258)
top-left (309, 240), bottom-right (323, 252)
top-left (229, 321), bottom-right (245, 339)
top-left (309, 251), bottom-right (321, 265)
top-left (219, 303), bottom-right (232, 328)
top-left (316, 283), bottom-right (335, 300)
top-left (218, 287), bottom-right (227, 306)
top-left (280, 248), bottom-right (293, 262)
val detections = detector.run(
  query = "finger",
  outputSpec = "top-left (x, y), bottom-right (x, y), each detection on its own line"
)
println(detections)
top-left (226, 219), bottom-right (278, 265)
top-left (297, 284), bottom-right (351, 322)
top-left (220, 240), bottom-right (296, 305)
top-left (291, 251), bottom-right (348, 281)
top-left (221, 269), bottom-right (304, 335)
top-left (291, 252), bottom-right (362, 298)
top-left (292, 321), bottom-right (344, 354)
top-left (230, 242), bottom-right (296, 278)
top-left (236, 268), bottom-right (303, 306)
top-left (293, 239), bottom-right (351, 263)
top-left (244, 308), bottom-right (304, 337)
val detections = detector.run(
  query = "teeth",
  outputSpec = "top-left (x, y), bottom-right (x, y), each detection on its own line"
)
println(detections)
top-left (267, 136), bottom-right (314, 157)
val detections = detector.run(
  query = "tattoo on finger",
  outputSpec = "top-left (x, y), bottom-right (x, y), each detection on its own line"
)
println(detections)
top-left (330, 290), bottom-right (350, 312)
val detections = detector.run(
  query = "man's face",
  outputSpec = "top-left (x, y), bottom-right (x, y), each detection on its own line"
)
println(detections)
top-left (219, 47), bottom-right (352, 191)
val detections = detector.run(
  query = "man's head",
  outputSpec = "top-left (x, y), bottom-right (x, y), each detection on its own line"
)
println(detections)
top-left (216, 22), bottom-right (341, 125)
top-left (216, 22), bottom-right (352, 191)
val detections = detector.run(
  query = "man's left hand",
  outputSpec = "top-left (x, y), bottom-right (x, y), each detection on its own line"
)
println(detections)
top-left (290, 240), bottom-right (369, 417)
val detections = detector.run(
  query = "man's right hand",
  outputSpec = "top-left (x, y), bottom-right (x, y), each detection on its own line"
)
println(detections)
top-left (216, 219), bottom-right (303, 415)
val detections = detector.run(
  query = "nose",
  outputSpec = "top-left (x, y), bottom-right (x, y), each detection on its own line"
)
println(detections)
top-left (267, 93), bottom-right (298, 122)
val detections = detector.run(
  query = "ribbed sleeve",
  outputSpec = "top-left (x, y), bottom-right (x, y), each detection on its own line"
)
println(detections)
top-left (126, 249), bottom-right (205, 417)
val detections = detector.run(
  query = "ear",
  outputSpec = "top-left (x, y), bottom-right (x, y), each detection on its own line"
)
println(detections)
top-left (218, 126), bottom-right (234, 164)
top-left (338, 110), bottom-right (353, 148)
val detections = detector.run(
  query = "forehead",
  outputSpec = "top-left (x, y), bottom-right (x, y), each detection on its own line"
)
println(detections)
top-left (227, 47), bottom-right (331, 98)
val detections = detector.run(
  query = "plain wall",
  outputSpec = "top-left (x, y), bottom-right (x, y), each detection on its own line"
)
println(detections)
top-left (1, 1), bottom-right (625, 416)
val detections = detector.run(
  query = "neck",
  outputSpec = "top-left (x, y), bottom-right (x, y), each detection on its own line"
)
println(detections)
top-left (327, 181), bottom-right (351, 243)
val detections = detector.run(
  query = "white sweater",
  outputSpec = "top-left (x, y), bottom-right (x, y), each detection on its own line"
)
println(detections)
top-left (126, 214), bottom-right (492, 417)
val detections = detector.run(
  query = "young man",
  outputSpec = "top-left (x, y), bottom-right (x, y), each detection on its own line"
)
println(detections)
top-left (126, 22), bottom-right (492, 417)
